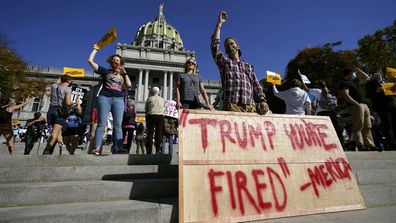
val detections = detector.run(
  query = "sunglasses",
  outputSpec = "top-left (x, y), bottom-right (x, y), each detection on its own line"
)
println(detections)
top-left (186, 61), bottom-right (196, 65)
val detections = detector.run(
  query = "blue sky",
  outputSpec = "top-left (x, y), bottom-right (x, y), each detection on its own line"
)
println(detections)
top-left (1, 0), bottom-right (395, 81)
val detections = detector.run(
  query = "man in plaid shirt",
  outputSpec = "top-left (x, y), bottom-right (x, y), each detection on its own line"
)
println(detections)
top-left (211, 11), bottom-right (269, 114)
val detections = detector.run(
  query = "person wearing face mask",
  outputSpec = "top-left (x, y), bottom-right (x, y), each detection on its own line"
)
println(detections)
top-left (211, 11), bottom-right (269, 114)
top-left (339, 68), bottom-right (377, 151)
top-left (88, 44), bottom-right (132, 155)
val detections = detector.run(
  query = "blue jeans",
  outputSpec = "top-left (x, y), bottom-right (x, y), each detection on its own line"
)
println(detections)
top-left (94, 95), bottom-right (124, 152)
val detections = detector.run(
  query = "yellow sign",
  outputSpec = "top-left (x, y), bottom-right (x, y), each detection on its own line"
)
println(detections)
top-left (96, 27), bottom-right (117, 49)
top-left (386, 67), bottom-right (396, 79)
top-left (11, 120), bottom-right (20, 125)
top-left (63, 67), bottom-right (84, 77)
top-left (382, 83), bottom-right (396, 95)
top-left (137, 116), bottom-right (146, 123)
top-left (179, 109), bottom-right (365, 223)
top-left (266, 71), bottom-right (282, 85)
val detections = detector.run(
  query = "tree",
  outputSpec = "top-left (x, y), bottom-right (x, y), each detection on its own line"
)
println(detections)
top-left (0, 34), bottom-right (47, 102)
top-left (284, 41), bottom-right (358, 93)
top-left (356, 20), bottom-right (396, 73)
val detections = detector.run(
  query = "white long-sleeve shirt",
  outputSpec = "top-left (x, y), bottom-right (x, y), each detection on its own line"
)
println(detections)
top-left (273, 85), bottom-right (311, 115)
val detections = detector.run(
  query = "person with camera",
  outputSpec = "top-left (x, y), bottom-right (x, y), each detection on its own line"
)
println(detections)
top-left (88, 44), bottom-right (132, 155)
top-left (24, 112), bottom-right (46, 155)
top-left (211, 11), bottom-right (269, 114)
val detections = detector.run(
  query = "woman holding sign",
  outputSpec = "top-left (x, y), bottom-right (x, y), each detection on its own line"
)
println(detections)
top-left (88, 44), bottom-right (132, 155)
top-left (176, 58), bottom-right (213, 110)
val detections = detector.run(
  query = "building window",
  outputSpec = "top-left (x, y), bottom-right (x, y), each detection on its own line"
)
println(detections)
top-left (31, 98), bottom-right (41, 112)
top-left (153, 77), bottom-right (160, 85)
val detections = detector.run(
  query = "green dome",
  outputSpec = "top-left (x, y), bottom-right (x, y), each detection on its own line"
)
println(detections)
top-left (132, 4), bottom-right (184, 51)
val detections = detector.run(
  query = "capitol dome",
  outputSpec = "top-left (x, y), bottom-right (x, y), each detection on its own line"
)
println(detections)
top-left (132, 4), bottom-right (184, 51)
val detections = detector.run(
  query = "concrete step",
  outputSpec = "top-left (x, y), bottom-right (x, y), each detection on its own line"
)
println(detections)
top-left (0, 165), bottom-right (178, 183)
top-left (349, 158), bottom-right (396, 169)
top-left (360, 184), bottom-right (396, 207)
top-left (354, 169), bottom-right (396, 185)
top-left (0, 198), bottom-right (178, 223)
top-left (254, 205), bottom-right (396, 223)
top-left (0, 154), bottom-right (176, 168)
top-left (0, 179), bottom-right (178, 207)
top-left (345, 151), bottom-right (396, 160)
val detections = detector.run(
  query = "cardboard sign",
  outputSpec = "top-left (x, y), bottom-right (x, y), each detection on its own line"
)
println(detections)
top-left (266, 71), bottom-right (282, 85)
top-left (164, 100), bottom-right (179, 118)
top-left (386, 67), bottom-right (396, 79)
top-left (71, 86), bottom-right (88, 103)
top-left (64, 67), bottom-right (84, 77)
top-left (382, 83), bottom-right (396, 96)
top-left (179, 110), bottom-right (365, 223)
top-left (298, 69), bottom-right (311, 84)
top-left (96, 27), bottom-right (117, 49)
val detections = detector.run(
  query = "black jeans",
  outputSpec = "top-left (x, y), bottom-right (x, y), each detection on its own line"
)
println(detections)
top-left (24, 133), bottom-right (38, 155)
top-left (146, 115), bottom-right (164, 154)
top-left (122, 128), bottom-right (135, 152)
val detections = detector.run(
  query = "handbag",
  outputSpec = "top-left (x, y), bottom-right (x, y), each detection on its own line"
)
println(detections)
top-left (57, 106), bottom-right (70, 119)
top-left (56, 86), bottom-right (71, 118)
top-left (188, 75), bottom-right (207, 108)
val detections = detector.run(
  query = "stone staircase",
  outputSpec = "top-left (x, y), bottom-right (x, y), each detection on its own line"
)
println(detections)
top-left (256, 151), bottom-right (396, 223)
top-left (0, 152), bottom-right (395, 223)
top-left (0, 155), bottom-right (178, 223)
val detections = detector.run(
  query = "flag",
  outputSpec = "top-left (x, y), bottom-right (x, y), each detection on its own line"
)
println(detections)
top-left (386, 67), bottom-right (396, 79)
top-left (266, 71), bottom-right (282, 85)
top-left (96, 27), bottom-right (117, 49)
top-left (298, 69), bottom-right (311, 84)
top-left (382, 83), bottom-right (396, 96)
top-left (64, 67), bottom-right (85, 77)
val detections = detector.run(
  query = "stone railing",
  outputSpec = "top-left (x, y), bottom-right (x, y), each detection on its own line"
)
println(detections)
top-left (26, 66), bottom-right (97, 77)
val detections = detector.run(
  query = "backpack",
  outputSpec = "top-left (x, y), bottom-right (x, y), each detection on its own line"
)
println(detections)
top-left (66, 113), bottom-right (82, 128)
top-left (319, 91), bottom-right (337, 110)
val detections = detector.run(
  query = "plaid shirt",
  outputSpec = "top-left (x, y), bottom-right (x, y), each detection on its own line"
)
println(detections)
top-left (211, 38), bottom-right (265, 105)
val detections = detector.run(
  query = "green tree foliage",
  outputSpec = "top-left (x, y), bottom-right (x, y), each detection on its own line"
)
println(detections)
top-left (284, 41), bottom-right (358, 93)
top-left (356, 20), bottom-right (396, 73)
top-left (0, 34), bottom-right (47, 102)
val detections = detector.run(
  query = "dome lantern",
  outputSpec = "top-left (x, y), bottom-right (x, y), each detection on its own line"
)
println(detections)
top-left (132, 4), bottom-right (184, 51)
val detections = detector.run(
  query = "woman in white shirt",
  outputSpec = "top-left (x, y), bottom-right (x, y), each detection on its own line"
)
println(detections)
top-left (273, 79), bottom-right (311, 115)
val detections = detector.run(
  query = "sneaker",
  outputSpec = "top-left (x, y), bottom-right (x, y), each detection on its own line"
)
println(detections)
top-left (93, 147), bottom-right (101, 156)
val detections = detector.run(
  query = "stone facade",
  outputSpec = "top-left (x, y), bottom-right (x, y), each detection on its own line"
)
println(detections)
top-left (12, 5), bottom-right (221, 124)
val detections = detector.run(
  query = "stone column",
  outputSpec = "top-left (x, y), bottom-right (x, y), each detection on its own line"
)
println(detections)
top-left (169, 72), bottom-right (174, 100)
top-left (137, 69), bottom-right (143, 101)
top-left (163, 71), bottom-right (168, 100)
top-left (144, 70), bottom-right (150, 101)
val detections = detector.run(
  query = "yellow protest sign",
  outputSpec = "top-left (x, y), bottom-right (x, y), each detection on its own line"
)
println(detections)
top-left (96, 27), bottom-right (117, 49)
top-left (179, 109), bottom-right (365, 223)
top-left (266, 71), bottom-right (282, 85)
top-left (382, 83), bottom-right (396, 95)
top-left (386, 67), bottom-right (396, 79)
top-left (63, 67), bottom-right (84, 77)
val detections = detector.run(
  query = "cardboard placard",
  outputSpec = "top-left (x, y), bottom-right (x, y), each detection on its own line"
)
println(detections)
top-left (179, 110), bottom-right (365, 223)
top-left (164, 100), bottom-right (179, 118)
top-left (266, 71), bottom-right (282, 85)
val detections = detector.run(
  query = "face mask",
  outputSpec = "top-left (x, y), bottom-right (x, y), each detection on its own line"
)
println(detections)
top-left (351, 72), bottom-right (357, 80)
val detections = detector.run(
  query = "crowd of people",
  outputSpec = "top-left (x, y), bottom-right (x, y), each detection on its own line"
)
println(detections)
top-left (1, 11), bottom-right (395, 156)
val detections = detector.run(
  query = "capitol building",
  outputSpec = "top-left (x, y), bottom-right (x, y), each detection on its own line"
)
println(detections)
top-left (15, 5), bottom-right (221, 124)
